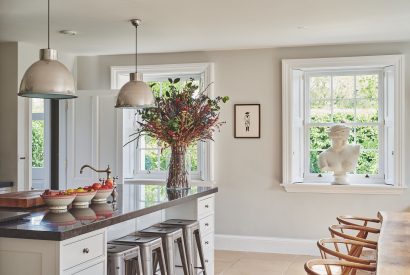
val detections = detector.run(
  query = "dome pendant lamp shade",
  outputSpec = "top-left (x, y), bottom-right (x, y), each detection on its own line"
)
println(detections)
top-left (18, 0), bottom-right (76, 99)
top-left (18, 49), bottom-right (76, 99)
top-left (115, 19), bottom-right (154, 109)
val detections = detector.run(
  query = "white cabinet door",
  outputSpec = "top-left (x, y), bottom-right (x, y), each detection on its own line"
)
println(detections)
top-left (66, 90), bottom-right (122, 188)
top-left (68, 261), bottom-right (105, 275)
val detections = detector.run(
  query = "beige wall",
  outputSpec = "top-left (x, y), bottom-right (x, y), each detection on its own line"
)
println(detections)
top-left (77, 42), bottom-right (410, 240)
top-left (0, 42), bottom-right (76, 190)
top-left (0, 42), bottom-right (19, 187)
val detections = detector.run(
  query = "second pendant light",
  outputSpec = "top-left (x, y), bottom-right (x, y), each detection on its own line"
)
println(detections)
top-left (115, 19), bottom-right (154, 109)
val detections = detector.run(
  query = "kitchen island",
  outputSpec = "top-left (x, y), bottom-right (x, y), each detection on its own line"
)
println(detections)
top-left (0, 183), bottom-right (217, 275)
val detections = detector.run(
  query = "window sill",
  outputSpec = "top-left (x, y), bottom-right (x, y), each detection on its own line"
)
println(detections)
top-left (281, 183), bottom-right (406, 195)
top-left (124, 178), bottom-right (216, 187)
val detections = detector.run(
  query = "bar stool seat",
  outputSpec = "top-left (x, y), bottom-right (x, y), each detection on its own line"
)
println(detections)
top-left (107, 243), bottom-right (142, 275)
top-left (111, 234), bottom-right (167, 275)
top-left (138, 225), bottom-right (189, 275)
top-left (161, 219), bottom-right (207, 275)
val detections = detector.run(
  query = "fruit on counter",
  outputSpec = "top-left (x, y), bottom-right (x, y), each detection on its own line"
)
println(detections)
top-left (76, 187), bottom-right (86, 193)
top-left (105, 179), bottom-right (114, 188)
top-left (100, 184), bottom-right (113, 190)
top-left (92, 183), bottom-right (102, 190)
top-left (66, 189), bottom-right (75, 194)
top-left (42, 189), bottom-right (75, 196)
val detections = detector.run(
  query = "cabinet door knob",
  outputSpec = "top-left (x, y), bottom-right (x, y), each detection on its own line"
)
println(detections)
top-left (83, 248), bottom-right (90, 254)
top-left (205, 223), bottom-right (209, 227)
top-left (205, 204), bottom-right (209, 208)
top-left (205, 241), bottom-right (209, 245)
top-left (205, 259), bottom-right (209, 263)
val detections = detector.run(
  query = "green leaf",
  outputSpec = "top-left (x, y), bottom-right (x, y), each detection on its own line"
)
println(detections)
top-left (168, 78), bottom-right (173, 83)
top-left (174, 78), bottom-right (180, 84)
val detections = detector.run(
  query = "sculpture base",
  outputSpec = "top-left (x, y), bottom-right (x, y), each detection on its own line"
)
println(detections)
top-left (332, 173), bottom-right (349, 185)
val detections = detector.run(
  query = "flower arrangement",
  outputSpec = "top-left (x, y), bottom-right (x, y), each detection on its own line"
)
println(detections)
top-left (128, 78), bottom-right (229, 189)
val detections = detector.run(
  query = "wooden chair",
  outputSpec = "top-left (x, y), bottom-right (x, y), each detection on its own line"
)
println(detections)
top-left (337, 215), bottom-right (380, 228)
top-left (304, 259), bottom-right (376, 275)
top-left (329, 225), bottom-right (379, 260)
top-left (317, 238), bottom-right (377, 270)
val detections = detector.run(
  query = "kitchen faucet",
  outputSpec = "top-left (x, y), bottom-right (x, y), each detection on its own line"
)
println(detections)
top-left (80, 164), bottom-right (112, 180)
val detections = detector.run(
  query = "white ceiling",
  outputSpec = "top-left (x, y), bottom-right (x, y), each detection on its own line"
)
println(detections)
top-left (1, 0), bottom-right (410, 55)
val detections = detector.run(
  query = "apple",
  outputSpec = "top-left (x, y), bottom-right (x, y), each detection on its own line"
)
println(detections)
top-left (105, 179), bottom-right (114, 188)
top-left (92, 183), bottom-right (102, 190)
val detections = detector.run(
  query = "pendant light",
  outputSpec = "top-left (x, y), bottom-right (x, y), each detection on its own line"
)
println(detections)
top-left (18, 0), bottom-right (76, 99)
top-left (115, 19), bottom-right (154, 109)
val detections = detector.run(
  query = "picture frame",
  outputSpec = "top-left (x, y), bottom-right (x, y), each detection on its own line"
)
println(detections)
top-left (234, 104), bottom-right (261, 138)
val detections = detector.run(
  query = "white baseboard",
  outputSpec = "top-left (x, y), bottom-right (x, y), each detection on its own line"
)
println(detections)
top-left (215, 234), bottom-right (320, 256)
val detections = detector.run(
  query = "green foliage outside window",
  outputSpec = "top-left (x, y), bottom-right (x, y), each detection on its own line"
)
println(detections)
top-left (32, 120), bottom-right (45, 168)
top-left (309, 74), bottom-right (380, 175)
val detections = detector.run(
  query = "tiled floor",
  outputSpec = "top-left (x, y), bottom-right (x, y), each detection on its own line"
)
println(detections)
top-left (215, 250), bottom-right (315, 275)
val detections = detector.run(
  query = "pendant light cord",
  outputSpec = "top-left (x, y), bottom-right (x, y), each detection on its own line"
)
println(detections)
top-left (47, 0), bottom-right (50, 49)
top-left (135, 23), bottom-right (138, 73)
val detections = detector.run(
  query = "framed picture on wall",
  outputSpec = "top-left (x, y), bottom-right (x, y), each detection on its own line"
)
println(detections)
top-left (234, 104), bottom-right (261, 138)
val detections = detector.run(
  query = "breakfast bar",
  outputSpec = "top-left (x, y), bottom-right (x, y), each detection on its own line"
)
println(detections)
top-left (0, 183), bottom-right (217, 275)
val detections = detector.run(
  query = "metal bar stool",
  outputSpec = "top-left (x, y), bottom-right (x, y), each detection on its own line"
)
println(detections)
top-left (107, 243), bottom-right (143, 275)
top-left (160, 219), bottom-right (207, 275)
top-left (138, 225), bottom-right (190, 275)
top-left (111, 234), bottom-right (167, 275)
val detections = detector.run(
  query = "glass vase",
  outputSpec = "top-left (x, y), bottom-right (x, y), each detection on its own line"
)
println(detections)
top-left (166, 145), bottom-right (189, 190)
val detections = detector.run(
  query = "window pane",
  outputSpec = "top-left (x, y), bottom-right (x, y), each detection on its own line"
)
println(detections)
top-left (310, 100), bottom-right (331, 122)
top-left (187, 143), bottom-right (198, 171)
top-left (141, 150), bottom-right (159, 171)
top-left (356, 126), bottom-right (378, 149)
top-left (144, 135), bottom-right (160, 149)
top-left (310, 76), bottom-right (331, 100)
top-left (32, 120), bottom-right (45, 168)
top-left (32, 99), bottom-right (44, 113)
top-left (357, 151), bottom-right (379, 174)
top-left (310, 127), bottom-right (331, 150)
top-left (310, 151), bottom-right (322, 173)
top-left (333, 75), bottom-right (355, 99)
top-left (357, 74), bottom-right (378, 99)
top-left (160, 147), bottom-right (171, 171)
top-left (333, 99), bottom-right (355, 122)
top-left (356, 99), bottom-right (378, 122)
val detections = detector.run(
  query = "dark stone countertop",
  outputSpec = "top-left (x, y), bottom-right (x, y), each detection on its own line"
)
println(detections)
top-left (0, 183), bottom-right (217, 241)
top-left (0, 182), bottom-right (13, 188)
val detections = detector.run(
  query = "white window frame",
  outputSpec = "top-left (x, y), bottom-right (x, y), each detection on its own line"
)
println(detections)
top-left (111, 63), bottom-right (215, 182)
top-left (281, 55), bottom-right (405, 194)
top-left (31, 99), bottom-right (51, 190)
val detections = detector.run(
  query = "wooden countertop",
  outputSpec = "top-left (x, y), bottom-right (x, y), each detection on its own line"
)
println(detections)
top-left (377, 211), bottom-right (410, 275)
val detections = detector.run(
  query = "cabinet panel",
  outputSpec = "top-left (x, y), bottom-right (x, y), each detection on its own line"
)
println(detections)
top-left (61, 232), bottom-right (105, 270)
top-left (197, 196), bottom-right (214, 218)
top-left (199, 214), bottom-right (214, 236)
top-left (70, 260), bottom-right (105, 275)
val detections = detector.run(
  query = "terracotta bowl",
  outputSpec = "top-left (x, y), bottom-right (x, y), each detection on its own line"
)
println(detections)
top-left (72, 190), bottom-right (97, 208)
top-left (92, 188), bottom-right (113, 203)
top-left (41, 194), bottom-right (76, 213)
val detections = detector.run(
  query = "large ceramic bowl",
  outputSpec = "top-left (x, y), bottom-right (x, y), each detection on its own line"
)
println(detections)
top-left (41, 194), bottom-right (77, 213)
top-left (92, 188), bottom-right (113, 203)
top-left (72, 190), bottom-right (97, 208)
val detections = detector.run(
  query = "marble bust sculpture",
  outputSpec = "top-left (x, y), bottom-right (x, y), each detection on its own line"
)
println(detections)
top-left (318, 125), bottom-right (360, 185)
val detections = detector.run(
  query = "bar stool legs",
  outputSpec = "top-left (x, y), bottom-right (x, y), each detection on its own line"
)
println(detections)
top-left (160, 219), bottom-right (207, 275)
